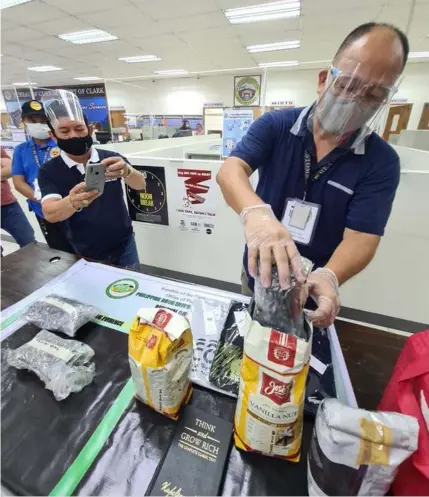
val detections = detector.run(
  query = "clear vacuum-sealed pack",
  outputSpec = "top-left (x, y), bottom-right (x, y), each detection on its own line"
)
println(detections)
top-left (22, 295), bottom-right (99, 337)
top-left (7, 329), bottom-right (96, 401)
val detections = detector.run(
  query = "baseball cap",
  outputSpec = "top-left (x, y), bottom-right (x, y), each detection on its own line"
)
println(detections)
top-left (21, 100), bottom-right (46, 117)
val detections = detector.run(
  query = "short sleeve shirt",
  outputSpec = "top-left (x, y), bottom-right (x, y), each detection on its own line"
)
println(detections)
top-left (230, 105), bottom-right (400, 284)
top-left (11, 138), bottom-right (57, 218)
top-left (1, 147), bottom-right (16, 206)
top-left (38, 148), bottom-right (133, 260)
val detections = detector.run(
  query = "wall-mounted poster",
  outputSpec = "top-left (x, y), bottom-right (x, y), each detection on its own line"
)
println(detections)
top-left (171, 168), bottom-right (216, 235)
top-left (126, 165), bottom-right (169, 226)
top-left (222, 108), bottom-right (254, 158)
top-left (233, 75), bottom-right (261, 107)
top-left (2, 83), bottom-right (111, 131)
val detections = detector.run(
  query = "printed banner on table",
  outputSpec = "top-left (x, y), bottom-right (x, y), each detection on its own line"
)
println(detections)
top-left (233, 75), bottom-right (261, 107)
top-left (1, 260), bottom-right (249, 396)
top-left (222, 108), bottom-right (254, 157)
top-left (2, 83), bottom-right (110, 131)
top-left (170, 168), bottom-right (216, 235)
top-left (126, 165), bottom-right (169, 226)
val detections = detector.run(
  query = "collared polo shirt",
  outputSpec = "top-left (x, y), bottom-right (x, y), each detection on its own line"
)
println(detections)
top-left (38, 147), bottom-right (132, 261)
top-left (230, 105), bottom-right (400, 287)
top-left (11, 137), bottom-right (58, 218)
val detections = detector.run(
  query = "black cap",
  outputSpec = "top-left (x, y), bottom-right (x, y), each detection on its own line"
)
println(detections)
top-left (21, 100), bottom-right (46, 117)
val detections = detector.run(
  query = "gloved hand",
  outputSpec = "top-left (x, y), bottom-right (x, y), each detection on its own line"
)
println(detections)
top-left (305, 268), bottom-right (341, 328)
top-left (241, 204), bottom-right (304, 289)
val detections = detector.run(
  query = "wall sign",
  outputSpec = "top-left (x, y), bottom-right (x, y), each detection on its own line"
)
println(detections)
top-left (222, 108), bottom-right (253, 158)
top-left (233, 75), bottom-right (261, 107)
top-left (2, 83), bottom-right (111, 131)
top-left (171, 168), bottom-right (216, 235)
top-left (126, 165), bottom-right (169, 226)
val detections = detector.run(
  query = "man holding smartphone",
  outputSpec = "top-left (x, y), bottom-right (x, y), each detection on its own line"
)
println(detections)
top-left (38, 90), bottom-right (146, 269)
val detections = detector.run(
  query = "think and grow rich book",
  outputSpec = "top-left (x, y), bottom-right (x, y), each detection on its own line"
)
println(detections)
top-left (146, 405), bottom-right (233, 496)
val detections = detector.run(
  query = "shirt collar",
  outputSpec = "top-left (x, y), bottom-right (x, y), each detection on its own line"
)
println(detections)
top-left (60, 147), bottom-right (99, 168)
top-left (30, 137), bottom-right (57, 149)
top-left (289, 103), bottom-right (366, 155)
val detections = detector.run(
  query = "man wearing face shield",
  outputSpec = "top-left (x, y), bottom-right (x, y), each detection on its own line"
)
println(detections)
top-left (11, 100), bottom-right (73, 252)
top-left (37, 90), bottom-right (146, 268)
top-left (217, 23), bottom-right (408, 328)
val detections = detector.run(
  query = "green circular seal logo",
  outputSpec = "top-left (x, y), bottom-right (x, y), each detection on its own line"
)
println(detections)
top-left (106, 278), bottom-right (139, 299)
top-left (235, 76), bottom-right (260, 106)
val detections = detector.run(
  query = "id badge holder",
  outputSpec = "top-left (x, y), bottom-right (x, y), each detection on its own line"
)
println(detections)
top-left (281, 198), bottom-right (321, 246)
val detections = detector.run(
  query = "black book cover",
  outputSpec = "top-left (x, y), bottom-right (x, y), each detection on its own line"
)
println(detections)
top-left (146, 405), bottom-right (233, 496)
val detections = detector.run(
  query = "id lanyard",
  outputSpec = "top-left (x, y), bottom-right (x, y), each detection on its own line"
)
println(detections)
top-left (31, 145), bottom-right (51, 169)
top-left (303, 150), bottom-right (333, 201)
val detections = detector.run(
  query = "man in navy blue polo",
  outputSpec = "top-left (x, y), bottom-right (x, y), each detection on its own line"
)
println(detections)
top-left (38, 90), bottom-right (146, 269)
top-left (217, 22), bottom-right (408, 327)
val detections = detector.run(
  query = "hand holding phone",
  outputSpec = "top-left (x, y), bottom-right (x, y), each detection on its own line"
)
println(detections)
top-left (85, 163), bottom-right (105, 194)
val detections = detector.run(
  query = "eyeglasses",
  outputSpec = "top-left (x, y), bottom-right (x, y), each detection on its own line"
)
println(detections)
top-left (329, 66), bottom-right (397, 107)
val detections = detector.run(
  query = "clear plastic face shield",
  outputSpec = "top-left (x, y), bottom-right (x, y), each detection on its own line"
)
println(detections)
top-left (41, 90), bottom-right (85, 130)
top-left (312, 57), bottom-right (400, 146)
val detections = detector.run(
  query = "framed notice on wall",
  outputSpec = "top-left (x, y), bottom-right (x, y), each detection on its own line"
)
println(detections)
top-left (233, 75), bottom-right (261, 107)
top-left (126, 165), bottom-right (169, 226)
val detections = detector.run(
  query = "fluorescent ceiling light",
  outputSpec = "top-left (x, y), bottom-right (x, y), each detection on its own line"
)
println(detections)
top-left (224, 0), bottom-right (300, 24)
top-left (28, 65), bottom-right (63, 72)
top-left (259, 60), bottom-right (299, 67)
top-left (408, 51), bottom-right (429, 58)
top-left (12, 81), bottom-right (37, 85)
top-left (1, 0), bottom-right (32, 9)
top-left (118, 55), bottom-right (161, 63)
top-left (74, 76), bottom-right (103, 81)
top-left (59, 29), bottom-right (118, 45)
top-left (154, 70), bottom-right (188, 76)
top-left (247, 40), bottom-right (300, 53)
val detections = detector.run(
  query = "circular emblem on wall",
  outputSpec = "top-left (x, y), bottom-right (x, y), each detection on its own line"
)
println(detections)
top-left (105, 278), bottom-right (139, 299)
top-left (234, 76), bottom-right (261, 106)
top-left (4, 91), bottom-right (11, 101)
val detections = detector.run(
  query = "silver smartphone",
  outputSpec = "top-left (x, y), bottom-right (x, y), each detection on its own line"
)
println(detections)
top-left (85, 163), bottom-right (105, 194)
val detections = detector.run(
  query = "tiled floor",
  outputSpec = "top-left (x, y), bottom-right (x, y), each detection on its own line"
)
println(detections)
top-left (1, 239), bottom-right (19, 257)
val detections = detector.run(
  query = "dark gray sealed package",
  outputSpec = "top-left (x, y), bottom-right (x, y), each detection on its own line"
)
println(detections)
top-left (23, 294), bottom-right (99, 337)
top-left (7, 329), bottom-right (95, 401)
top-left (308, 398), bottom-right (419, 496)
top-left (253, 257), bottom-right (313, 339)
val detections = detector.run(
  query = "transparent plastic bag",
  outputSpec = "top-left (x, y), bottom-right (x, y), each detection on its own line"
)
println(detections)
top-left (7, 330), bottom-right (95, 401)
top-left (253, 257), bottom-right (313, 340)
top-left (23, 295), bottom-right (99, 337)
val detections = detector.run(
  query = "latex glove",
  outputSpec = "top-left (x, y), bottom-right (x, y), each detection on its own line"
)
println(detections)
top-left (305, 268), bottom-right (341, 327)
top-left (241, 204), bottom-right (304, 289)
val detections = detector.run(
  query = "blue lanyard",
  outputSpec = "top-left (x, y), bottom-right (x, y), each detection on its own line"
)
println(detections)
top-left (32, 145), bottom-right (51, 168)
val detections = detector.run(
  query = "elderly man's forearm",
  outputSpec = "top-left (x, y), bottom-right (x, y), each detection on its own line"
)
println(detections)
top-left (42, 197), bottom-right (76, 223)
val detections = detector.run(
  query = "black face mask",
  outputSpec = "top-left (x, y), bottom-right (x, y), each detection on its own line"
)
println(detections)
top-left (56, 134), bottom-right (93, 156)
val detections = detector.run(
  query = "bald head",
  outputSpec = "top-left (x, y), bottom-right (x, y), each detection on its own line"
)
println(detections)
top-left (334, 23), bottom-right (408, 85)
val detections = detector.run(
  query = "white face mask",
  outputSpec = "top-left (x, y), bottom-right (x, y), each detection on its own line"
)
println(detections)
top-left (25, 122), bottom-right (50, 140)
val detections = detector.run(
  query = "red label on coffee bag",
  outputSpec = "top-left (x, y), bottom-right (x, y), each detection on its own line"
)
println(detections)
top-left (267, 329), bottom-right (297, 367)
top-left (261, 372), bottom-right (293, 405)
top-left (153, 310), bottom-right (172, 330)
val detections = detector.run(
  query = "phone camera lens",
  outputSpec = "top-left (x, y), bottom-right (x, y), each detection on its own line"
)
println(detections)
top-left (95, 171), bottom-right (99, 175)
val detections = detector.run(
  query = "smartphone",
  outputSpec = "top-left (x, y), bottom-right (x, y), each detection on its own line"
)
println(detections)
top-left (85, 163), bottom-right (105, 194)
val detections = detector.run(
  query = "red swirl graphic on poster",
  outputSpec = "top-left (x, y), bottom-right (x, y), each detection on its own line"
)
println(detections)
top-left (174, 169), bottom-right (216, 235)
top-left (178, 169), bottom-right (211, 205)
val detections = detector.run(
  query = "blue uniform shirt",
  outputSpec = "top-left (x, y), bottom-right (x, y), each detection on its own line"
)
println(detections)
top-left (230, 105), bottom-right (400, 288)
top-left (38, 148), bottom-right (133, 261)
top-left (11, 137), bottom-right (57, 218)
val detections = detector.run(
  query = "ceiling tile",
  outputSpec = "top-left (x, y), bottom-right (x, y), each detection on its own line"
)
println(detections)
top-left (1, 0), bottom-right (66, 23)
top-left (2, 27), bottom-right (46, 43)
top-left (136, 0), bottom-right (219, 20)
top-left (42, 0), bottom-right (126, 15)
top-left (36, 16), bottom-right (95, 36)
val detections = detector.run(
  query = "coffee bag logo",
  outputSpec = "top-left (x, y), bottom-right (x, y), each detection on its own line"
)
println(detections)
top-left (146, 334), bottom-right (158, 349)
top-left (267, 329), bottom-right (297, 367)
top-left (105, 278), bottom-right (139, 299)
top-left (261, 372), bottom-right (293, 405)
top-left (153, 309), bottom-right (172, 330)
